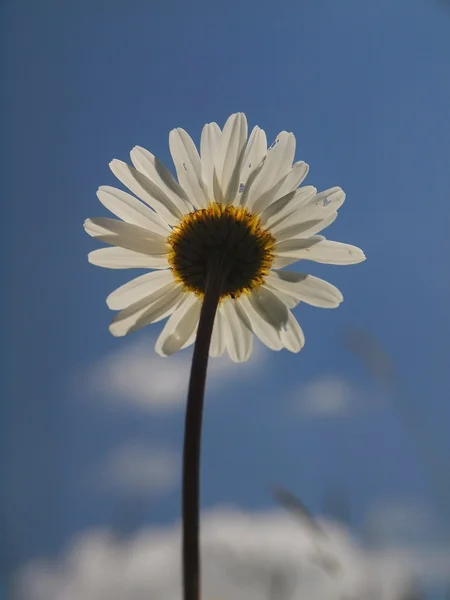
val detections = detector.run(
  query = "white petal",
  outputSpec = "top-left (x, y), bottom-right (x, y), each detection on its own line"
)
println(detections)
top-left (303, 212), bottom-right (338, 237)
top-left (273, 211), bottom-right (338, 242)
top-left (88, 247), bottom-right (169, 270)
top-left (221, 299), bottom-right (253, 362)
top-left (110, 159), bottom-right (183, 225)
top-left (238, 160), bottom-right (266, 208)
top-left (109, 283), bottom-right (183, 337)
top-left (237, 295), bottom-right (282, 351)
top-left (280, 311), bottom-right (305, 353)
top-left (84, 218), bottom-right (170, 256)
top-left (130, 146), bottom-right (192, 213)
top-left (210, 307), bottom-right (226, 357)
top-left (274, 235), bottom-right (324, 260)
top-left (156, 294), bottom-right (201, 356)
top-left (248, 286), bottom-right (289, 329)
top-left (261, 282), bottom-right (300, 309)
top-left (238, 126), bottom-right (267, 189)
top-left (169, 128), bottom-right (209, 209)
top-left (246, 178), bottom-right (286, 216)
top-left (212, 163), bottom-right (225, 205)
top-left (266, 271), bottom-right (343, 308)
top-left (215, 113), bottom-right (248, 205)
top-left (106, 269), bottom-right (174, 310)
top-left (260, 186), bottom-right (317, 229)
top-left (247, 161), bottom-right (309, 217)
top-left (96, 186), bottom-right (170, 235)
top-left (200, 122), bottom-right (222, 200)
top-left (244, 131), bottom-right (296, 212)
top-left (277, 239), bottom-right (366, 266)
top-left (272, 186), bottom-right (345, 235)
top-left (265, 131), bottom-right (296, 179)
top-left (180, 325), bottom-right (199, 351)
top-left (274, 232), bottom-right (357, 267)
top-left (312, 186), bottom-right (346, 212)
top-left (272, 161), bottom-right (309, 202)
top-left (272, 255), bottom-right (304, 269)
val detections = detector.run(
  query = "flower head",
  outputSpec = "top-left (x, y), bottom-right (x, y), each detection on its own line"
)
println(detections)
top-left (84, 113), bottom-right (365, 362)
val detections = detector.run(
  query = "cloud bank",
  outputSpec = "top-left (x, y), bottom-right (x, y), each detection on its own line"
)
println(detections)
top-left (15, 507), bottom-right (439, 600)
top-left (88, 338), bottom-right (267, 412)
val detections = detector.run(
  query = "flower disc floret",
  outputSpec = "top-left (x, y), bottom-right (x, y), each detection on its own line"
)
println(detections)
top-left (167, 204), bottom-right (275, 299)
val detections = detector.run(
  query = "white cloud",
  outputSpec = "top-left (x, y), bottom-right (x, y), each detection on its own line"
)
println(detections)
top-left (14, 507), bottom-right (430, 600)
top-left (89, 442), bottom-right (178, 495)
top-left (293, 375), bottom-right (353, 417)
top-left (88, 338), bottom-right (267, 412)
top-left (368, 546), bottom-right (450, 585)
top-left (365, 500), bottom-right (434, 542)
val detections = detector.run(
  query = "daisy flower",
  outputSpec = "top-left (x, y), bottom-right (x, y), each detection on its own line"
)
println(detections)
top-left (84, 112), bottom-right (365, 600)
top-left (84, 113), bottom-right (365, 362)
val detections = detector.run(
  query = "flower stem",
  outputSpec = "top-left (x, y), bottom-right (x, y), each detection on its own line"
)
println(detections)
top-left (182, 265), bottom-right (225, 600)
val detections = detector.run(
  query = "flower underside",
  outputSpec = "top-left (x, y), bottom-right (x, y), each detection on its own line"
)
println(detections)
top-left (168, 203), bottom-right (275, 299)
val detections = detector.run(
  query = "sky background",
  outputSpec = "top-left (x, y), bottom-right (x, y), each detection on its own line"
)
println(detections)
top-left (2, 0), bottom-right (450, 597)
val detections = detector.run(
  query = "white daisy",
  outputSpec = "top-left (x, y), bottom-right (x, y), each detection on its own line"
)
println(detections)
top-left (84, 113), bottom-right (365, 363)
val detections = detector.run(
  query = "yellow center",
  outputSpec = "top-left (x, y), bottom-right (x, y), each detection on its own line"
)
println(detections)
top-left (167, 203), bottom-right (275, 299)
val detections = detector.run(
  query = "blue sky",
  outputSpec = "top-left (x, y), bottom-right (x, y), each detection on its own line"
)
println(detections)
top-left (2, 0), bottom-right (450, 591)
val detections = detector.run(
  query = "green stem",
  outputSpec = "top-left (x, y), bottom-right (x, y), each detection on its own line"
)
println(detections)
top-left (182, 265), bottom-right (224, 600)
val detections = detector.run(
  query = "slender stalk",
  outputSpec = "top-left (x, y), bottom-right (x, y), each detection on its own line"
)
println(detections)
top-left (182, 264), bottom-right (225, 600)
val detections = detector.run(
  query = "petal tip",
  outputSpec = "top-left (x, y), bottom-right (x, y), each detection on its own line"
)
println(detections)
top-left (87, 250), bottom-right (99, 265)
top-left (105, 294), bottom-right (116, 310)
top-left (108, 159), bottom-right (123, 174)
top-left (108, 323), bottom-right (126, 337)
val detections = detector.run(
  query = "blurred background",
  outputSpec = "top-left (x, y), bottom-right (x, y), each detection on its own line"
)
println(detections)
top-left (2, 0), bottom-right (450, 598)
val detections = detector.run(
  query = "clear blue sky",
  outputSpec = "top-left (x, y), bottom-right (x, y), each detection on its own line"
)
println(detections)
top-left (2, 0), bottom-right (450, 583)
